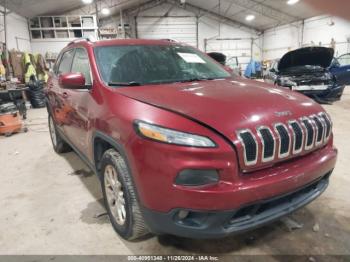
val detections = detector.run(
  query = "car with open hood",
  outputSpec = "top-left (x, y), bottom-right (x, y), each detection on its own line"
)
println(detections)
top-left (46, 39), bottom-right (337, 240)
top-left (271, 47), bottom-right (350, 103)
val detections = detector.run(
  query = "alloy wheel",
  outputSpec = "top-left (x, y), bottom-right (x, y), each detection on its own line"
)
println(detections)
top-left (104, 165), bottom-right (127, 226)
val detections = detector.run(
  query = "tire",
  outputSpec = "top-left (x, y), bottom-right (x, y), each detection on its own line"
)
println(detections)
top-left (101, 149), bottom-right (149, 240)
top-left (48, 115), bottom-right (71, 153)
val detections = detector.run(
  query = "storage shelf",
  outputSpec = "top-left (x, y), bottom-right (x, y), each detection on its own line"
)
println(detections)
top-left (29, 15), bottom-right (97, 40)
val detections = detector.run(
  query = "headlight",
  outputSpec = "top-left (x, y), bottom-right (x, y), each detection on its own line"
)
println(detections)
top-left (135, 121), bottom-right (216, 148)
top-left (279, 77), bottom-right (297, 87)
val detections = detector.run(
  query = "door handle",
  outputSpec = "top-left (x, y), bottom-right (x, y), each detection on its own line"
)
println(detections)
top-left (62, 92), bottom-right (69, 99)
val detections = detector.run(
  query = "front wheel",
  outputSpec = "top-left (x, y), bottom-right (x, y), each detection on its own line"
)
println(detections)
top-left (101, 149), bottom-right (149, 240)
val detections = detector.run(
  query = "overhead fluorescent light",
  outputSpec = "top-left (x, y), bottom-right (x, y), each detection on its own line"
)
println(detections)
top-left (287, 0), bottom-right (300, 5)
top-left (245, 15), bottom-right (255, 21)
top-left (101, 7), bottom-right (111, 15)
top-left (82, 0), bottom-right (93, 4)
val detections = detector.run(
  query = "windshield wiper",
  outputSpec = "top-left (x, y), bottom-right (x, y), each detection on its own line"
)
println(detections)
top-left (108, 81), bottom-right (141, 86)
top-left (179, 77), bottom-right (216, 83)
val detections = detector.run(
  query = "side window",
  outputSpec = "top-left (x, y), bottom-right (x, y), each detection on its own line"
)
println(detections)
top-left (57, 49), bottom-right (75, 74)
top-left (53, 53), bottom-right (62, 74)
top-left (337, 54), bottom-right (350, 66)
top-left (71, 48), bottom-right (92, 85)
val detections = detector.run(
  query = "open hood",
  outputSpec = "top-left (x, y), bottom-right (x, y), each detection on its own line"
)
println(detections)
top-left (278, 47), bottom-right (334, 71)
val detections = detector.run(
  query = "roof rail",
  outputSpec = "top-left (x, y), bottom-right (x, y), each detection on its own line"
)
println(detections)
top-left (68, 36), bottom-right (96, 46)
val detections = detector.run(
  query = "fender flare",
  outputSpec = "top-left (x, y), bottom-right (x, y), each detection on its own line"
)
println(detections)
top-left (92, 131), bottom-right (132, 179)
top-left (92, 131), bottom-right (145, 206)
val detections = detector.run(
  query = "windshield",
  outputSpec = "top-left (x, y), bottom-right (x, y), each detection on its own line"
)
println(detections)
top-left (94, 44), bottom-right (231, 86)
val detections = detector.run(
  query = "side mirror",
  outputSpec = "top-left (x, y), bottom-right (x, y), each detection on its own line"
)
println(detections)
top-left (59, 73), bottom-right (86, 89)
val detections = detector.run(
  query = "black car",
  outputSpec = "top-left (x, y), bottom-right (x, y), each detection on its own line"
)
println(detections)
top-left (267, 47), bottom-right (350, 103)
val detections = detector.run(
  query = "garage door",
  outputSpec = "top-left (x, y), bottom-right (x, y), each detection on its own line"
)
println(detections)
top-left (136, 17), bottom-right (197, 47)
top-left (205, 38), bottom-right (253, 71)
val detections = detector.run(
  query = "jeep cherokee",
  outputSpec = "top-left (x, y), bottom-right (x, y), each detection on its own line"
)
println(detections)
top-left (46, 39), bottom-right (337, 240)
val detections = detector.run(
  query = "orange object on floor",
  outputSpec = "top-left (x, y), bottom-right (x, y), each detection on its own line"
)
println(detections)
top-left (0, 111), bottom-right (23, 136)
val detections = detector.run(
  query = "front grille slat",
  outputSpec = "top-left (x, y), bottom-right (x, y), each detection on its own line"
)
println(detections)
top-left (274, 124), bottom-right (290, 158)
top-left (289, 121), bottom-right (304, 154)
top-left (257, 127), bottom-right (275, 162)
top-left (237, 130), bottom-right (257, 166)
top-left (236, 112), bottom-right (332, 168)
top-left (301, 118), bottom-right (314, 150)
top-left (313, 116), bottom-right (324, 145)
top-left (320, 113), bottom-right (332, 141)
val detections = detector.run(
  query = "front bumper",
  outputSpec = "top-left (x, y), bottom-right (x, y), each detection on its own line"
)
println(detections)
top-left (299, 84), bottom-right (345, 102)
top-left (129, 138), bottom-right (337, 213)
top-left (142, 172), bottom-right (330, 239)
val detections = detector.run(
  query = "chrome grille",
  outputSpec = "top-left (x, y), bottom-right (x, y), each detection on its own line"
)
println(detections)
top-left (300, 117), bottom-right (315, 150)
top-left (274, 124), bottom-right (290, 158)
top-left (237, 130), bottom-right (258, 166)
top-left (320, 113), bottom-right (332, 142)
top-left (312, 115), bottom-right (324, 145)
top-left (289, 121), bottom-right (304, 154)
top-left (236, 112), bottom-right (332, 167)
top-left (257, 127), bottom-right (275, 162)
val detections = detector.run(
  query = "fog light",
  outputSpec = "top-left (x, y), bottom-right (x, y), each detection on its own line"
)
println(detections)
top-left (175, 169), bottom-right (219, 186)
top-left (178, 210), bottom-right (189, 219)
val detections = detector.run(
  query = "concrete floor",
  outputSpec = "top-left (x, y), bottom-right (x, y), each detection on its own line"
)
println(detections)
top-left (0, 89), bottom-right (350, 256)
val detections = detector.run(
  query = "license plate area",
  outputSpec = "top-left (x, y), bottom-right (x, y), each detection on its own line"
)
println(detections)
top-left (292, 85), bottom-right (329, 91)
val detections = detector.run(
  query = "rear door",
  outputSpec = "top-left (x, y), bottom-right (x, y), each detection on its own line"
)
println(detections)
top-left (330, 53), bottom-right (350, 86)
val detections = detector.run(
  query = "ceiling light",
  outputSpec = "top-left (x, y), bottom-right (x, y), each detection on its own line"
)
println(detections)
top-left (245, 15), bottom-right (255, 21)
top-left (287, 0), bottom-right (299, 5)
top-left (101, 8), bottom-right (110, 15)
top-left (82, 0), bottom-right (93, 4)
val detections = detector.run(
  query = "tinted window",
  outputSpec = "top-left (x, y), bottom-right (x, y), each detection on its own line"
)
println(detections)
top-left (57, 49), bottom-right (74, 74)
top-left (94, 45), bottom-right (231, 86)
top-left (71, 48), bottom-right (92, 85)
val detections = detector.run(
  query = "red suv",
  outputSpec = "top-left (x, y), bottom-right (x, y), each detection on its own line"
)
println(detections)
top-left (46, 38), bottom-right (337, 240)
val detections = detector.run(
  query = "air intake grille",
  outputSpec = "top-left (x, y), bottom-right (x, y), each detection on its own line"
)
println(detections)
top-left (238, 131), bottom-right (257, 165)
top-left (301, 119), bottom-right (314, 148)
top-left (290, 121), bottom-right (303, 152)
top-left (236, 112), bottom-right (332, 168)
top-left (313, 116), bottom-right (324, 143)
top-left (321, 114), bottom-right (331, 139)
top-left (258, 127), bottom-right (275, 161)
top-left (275, 124), bottom-right (290, 156)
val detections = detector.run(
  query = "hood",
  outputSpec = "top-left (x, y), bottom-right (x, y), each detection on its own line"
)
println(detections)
top-left (116, 79), bottom-right (323, 142)
top-left (278, 47), bottom-right (334, 71)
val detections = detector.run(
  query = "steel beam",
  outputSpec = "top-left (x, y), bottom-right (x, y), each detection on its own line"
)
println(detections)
top-left (166, 0), bottom-right (261, 33)
top-left (126, 0), bottom-right (167, 16)
top-left (230, 0), bottom-right (299, 24)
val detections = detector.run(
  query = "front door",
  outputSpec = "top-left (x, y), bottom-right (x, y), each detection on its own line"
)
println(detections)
top-left (50, 49), bottom-right (75, 134)
top-left (63, 47), bottom-right (94, 155)
top-left (330, 53), bottom-right (350, 86)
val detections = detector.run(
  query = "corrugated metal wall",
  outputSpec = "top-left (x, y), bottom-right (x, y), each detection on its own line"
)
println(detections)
top-left (136, 17), bottom-right (197, 47)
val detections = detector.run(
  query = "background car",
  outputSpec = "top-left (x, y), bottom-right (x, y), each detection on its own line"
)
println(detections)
top-left (264, 59), bottom-right (280, 84)
top-left (269, 47), bottom-right (350, 103)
